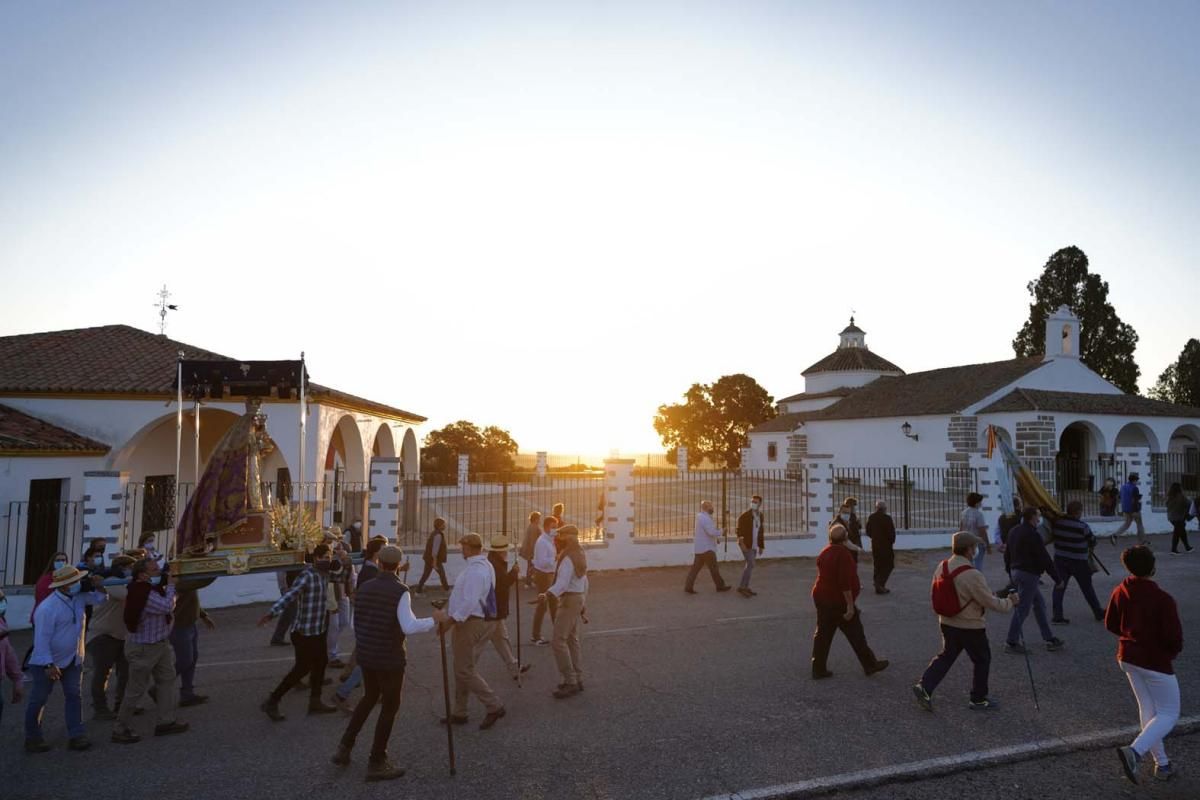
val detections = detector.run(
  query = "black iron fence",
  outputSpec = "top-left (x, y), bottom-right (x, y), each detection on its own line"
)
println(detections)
top-left (2, 500), bottom-right (85, 585)
top-left (1151, 452), bottom-right (1200, 508)
top-left (830, 466), bottom-right (977, 531)
top-left (633, 468), bottom-right (809, 540)
top-left (119, 481), bottom-right (194, 550)
top-left (1022, 458), bottom-right (1129, 518)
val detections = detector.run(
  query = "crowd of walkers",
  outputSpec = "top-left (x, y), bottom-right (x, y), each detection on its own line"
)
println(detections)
top-left (3, 478), bottom-right (1193, 787)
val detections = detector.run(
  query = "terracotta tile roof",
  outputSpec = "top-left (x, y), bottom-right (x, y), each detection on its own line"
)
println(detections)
top-left (777, 387), bottom-right (860, 405)
top-left (811, 356), bottom-right (1046, 420)
top-left (0, 403), bottom-right (110, 453)
top-left (0, 325), bottom-right (425, 422)
top-left (750, 411), bottom-right (822, 433)
top-left (801, 347), bottom-right (904, 376)
top-left (978, 389), bottom-right (1200, 418)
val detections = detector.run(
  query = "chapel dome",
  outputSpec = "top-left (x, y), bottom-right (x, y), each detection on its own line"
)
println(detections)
top-left (801, 317), bottom-right (904, 377)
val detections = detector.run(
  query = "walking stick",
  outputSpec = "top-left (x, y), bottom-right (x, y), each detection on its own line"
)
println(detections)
top-left (514, 567), bottom-right (523, 688)
top-left (1018, 629), bottom-right (1040, 712)
top-left (429, 599), bottom-right (457, 776)
top-left (1089, 547), bottom-right (1111, 576)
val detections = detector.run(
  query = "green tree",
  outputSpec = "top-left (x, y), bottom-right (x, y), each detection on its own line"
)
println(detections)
top-left (1012, 246), bottom-right (1140, 393)
top-left (421, 421), bottom-right (519, 477)
top-left (653, 374), bottom-right (776, 468)
top-left (1150, 339), bottom-right (1200, 406)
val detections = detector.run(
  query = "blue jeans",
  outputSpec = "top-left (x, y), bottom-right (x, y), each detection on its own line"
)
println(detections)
top-left (739, 545), bottom-right (757, 589)
top-left (25, 660), bottom-right (84, 740)
top-left (1051, 557), bottom-right (1103, 620)
top-left (972, 545), bottom-right (986, 570)
top-left (1006, 569), bottom-right (1055, 645)
top-left (336, 665), bottom-right (363, 700)
top-left (171, 623), bottom-right (199, 698)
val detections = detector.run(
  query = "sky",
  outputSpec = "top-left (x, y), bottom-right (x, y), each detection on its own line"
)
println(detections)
top-left (2, 1), bottom-right (1198, 458)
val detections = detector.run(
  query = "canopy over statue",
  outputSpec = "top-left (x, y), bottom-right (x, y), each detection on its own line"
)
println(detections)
top-left (175, 397), bottom-right (276, 555)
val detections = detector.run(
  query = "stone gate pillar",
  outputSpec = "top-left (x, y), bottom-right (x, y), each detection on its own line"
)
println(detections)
top-left (368, 457), bottom-right (402, 543)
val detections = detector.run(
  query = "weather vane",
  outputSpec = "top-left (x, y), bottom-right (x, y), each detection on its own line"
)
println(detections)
top-left (155, 284), bottom-right (179, 336)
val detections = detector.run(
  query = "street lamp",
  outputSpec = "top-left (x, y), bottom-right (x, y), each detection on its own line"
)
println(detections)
top-left (901, 421), bottom-right (919, 442)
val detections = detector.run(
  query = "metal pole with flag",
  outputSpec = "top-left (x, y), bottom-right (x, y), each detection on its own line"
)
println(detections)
top-left (298, 352), bottom-right (306, 509)
top-left (173, 351), bottom-right (184, 557)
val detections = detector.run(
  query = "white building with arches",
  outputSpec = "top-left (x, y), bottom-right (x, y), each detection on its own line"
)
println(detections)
top-left (0, 324), bottom-right (425, 613)
top-left (747, 308), bottom-right (1200, 531)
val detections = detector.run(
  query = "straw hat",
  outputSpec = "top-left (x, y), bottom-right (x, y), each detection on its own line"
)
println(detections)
top-left (487, 534), bottom-right (513, 552)
top-left (49, 565), bottom-right (89, 589)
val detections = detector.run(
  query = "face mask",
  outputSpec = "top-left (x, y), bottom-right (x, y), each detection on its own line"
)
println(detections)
top-left (53, 560), bottom-right (66, 570)
top-left (93, 556), bottom-right (104, 566)
top-left (67, 582), bottom-right (83, 596)
top-left (353, 523), bottom-right (362, 530)
top-left (145, 541), bottom-right (156, 550)
top-left (149, 575), bottom-right (163, 586)
top-left (750, 502), bottom-right (760, 511)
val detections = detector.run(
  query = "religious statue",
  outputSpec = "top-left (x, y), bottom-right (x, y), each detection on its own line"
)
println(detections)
top-left (175, 398), bottom-right (278, 555)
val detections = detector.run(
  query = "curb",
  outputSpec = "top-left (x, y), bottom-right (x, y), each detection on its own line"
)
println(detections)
top-left (702, 715), bottom-right (1200, 800)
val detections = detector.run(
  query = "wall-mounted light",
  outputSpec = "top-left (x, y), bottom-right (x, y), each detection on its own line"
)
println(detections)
top-left (901, 421), bottom-right (919, 442)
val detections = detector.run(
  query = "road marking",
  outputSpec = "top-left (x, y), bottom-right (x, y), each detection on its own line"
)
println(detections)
top-left (716, 614), bottom-right (782, 622)
top-left (198, 656), bottom-right (295, 668)
top-left (699, 715), bottom-right (1200, 800)
top-left (586, 625), bottom-right (653, 636)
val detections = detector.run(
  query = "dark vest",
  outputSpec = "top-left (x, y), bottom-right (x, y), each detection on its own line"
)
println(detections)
top-left (353, 573), bottom-right (409, 670)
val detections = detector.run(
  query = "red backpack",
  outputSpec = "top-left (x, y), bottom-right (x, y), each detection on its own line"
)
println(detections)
top-left (931, 560), bottom-right (975, 616)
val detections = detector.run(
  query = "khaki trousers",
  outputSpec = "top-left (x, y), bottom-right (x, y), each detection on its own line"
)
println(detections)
top-left (552, 592), bottom-right (584, 686)
top-left (116, 640), bottom-right (178, 730)
top-left (489, 619), bottom-right (520, 677)
top-left (532, 570), bottom-right (558, 640)
top-left (451, 617), bottom-right (501, 716)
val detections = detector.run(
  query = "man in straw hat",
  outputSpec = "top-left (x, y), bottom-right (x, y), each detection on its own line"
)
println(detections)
top-left (331, 544), bottom-right (442, 781)
top-left (25, 563), bottom-right (107, 752)
top-left (439, 532), bottom-right (506, 730)
top-left (486, 534), bottom-right (532, 680)
top-left (912, 532), bottom-right (1017, 713)
top-left (541, 525), bottom-right (589, 698)
top-left (810, 524), bottom-right (888, 680)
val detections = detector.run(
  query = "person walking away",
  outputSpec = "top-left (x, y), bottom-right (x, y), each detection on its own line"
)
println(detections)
top-left (485, 535), bottom-right (531, 680)
top-left (810, 525), bottom-right (889, 679)
top-left (416, 518), bottom-right (450, 593)
top-left (1099, 477), bottom-right (1119, 517)
top-left (1165, 483), bottom-right (1193, 554)
top-left (440, 533), bottom-right (505, 730)
top-left (960, 493), bottom-right (989, 570)
top-left (1111, 473), bottom-right (1146, 545)
top-left (0, 589), bottom-right (25, 728)
top-left (685, 501), bottom-right (731, 594)
top-left (544, 525), bottom-right (588, 698)
top-left (111, 559), bottom-right (188, 744)
top-left (1108, 545), bottom-right (1183, 784)
top-left (24, 565), bottom-right (107, 752)
top-left (865, 500), bottom-right (897, 594)
top-left (171, 576), bottom-right (216, 707)
top-left (1004, 507), bottom-right (1066, 655)
top-left (735, 496), bottom-right (765, 597)
top-left (831, 498), bottom-right (863, 562)
top-left (331, 545), bottom-right (440, 781)
top-left (327, 541), bottom-right (356, 667)
top-left (531, 516), bottom-right (560, 644)
top-left (1050, 500), bottom-right (1105, 623)
top-left (912, 533), bottom-right (1016, 712)
top-left (344, 518), bottom-right (364, 554)
top-left (519, 511), bottom-right (542, 588)
top-left (256, 544), bottom-right (338, 721)
top-left (86, 554), bottom-right (134, 720)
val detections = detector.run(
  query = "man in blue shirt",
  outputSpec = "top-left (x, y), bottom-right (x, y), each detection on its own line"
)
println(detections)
top-left (1111, 473), bottom-right (1146, 545)
top-left (1050, 500), bottom-right (1104, 624)
top-left (1004, 507), bottom-right (1065, 655)
top-left (25, 565), bottom-right (107, 753)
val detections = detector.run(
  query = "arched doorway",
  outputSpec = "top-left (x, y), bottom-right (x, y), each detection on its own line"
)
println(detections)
top-left (323, 415), bottom-right (367, 528)
top-left (1056, 420), bottom-right (1106, 494)
top-left (401, 428), bottom-right (419, 478)
top-left (372, 424), bottom-right (396, 458)
top-left (1162, 424), bottom-right (1200, 496)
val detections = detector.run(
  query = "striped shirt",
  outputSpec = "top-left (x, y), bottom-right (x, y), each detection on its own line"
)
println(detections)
top-left (270, 566), bottom-right (328, 636)
top-left (1051, 516), bottom-right (1095, 561)
top-left (129, 585), bottom-right (177, 644)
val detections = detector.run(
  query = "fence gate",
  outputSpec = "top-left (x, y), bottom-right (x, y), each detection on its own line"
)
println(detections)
top-left (632, 468), bottom-right (809, 540)
top-left (830, 466), bottom-right (977, 531)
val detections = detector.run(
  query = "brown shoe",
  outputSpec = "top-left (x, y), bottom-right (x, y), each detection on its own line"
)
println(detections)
top-left (553, 684), bottom-right (581, 699)
top-left (331, 744), bottom-right (351, 766)
top-left (365, 758), bottom-right (406, 782)
top-left (479, 707), bottom-right (507, 729)
top-left (261, 699), bottom-right (286, 722)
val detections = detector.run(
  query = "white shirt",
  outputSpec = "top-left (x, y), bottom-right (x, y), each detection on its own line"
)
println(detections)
top-left (396, 591), bottom-right (435, 635)
top-left (548, 555), bottom-right (589, 597)
top-left (533, 532), bottom-right (557, 572)
top-left (693, 511), bottom-right (722, 554)
top-left (447, 554), bottom-right (496, 622)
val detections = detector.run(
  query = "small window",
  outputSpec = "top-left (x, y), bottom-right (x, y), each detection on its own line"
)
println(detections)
top-left (767, 442), bottom-right (778, 461)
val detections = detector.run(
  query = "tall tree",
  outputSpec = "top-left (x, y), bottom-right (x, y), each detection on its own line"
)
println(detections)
top-left (1150, 338), bottom-right (1200, 407)
top-left (1012, 246), bottom-right (1140, 393)
top-left (421, 420), bottom-right (518, 476)
top-left (654, 374), bottom-right (776, 468)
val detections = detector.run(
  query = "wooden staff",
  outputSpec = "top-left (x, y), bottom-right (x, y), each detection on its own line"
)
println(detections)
top-left (430, 599), bottom-right (456, 776)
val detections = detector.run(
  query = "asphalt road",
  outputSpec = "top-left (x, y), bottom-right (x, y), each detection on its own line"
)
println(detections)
top-left (4, 533), bottom-right (1195, 799)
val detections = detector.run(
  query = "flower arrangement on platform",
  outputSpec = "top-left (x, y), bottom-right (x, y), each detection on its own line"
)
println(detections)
top-left (270, 504), bottom-right (322, 552)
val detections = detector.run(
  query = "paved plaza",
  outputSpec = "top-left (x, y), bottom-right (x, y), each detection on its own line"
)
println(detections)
top-left (4, 535), bottom-right (1196, 799)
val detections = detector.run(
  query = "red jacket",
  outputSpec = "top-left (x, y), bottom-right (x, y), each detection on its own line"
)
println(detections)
top-left (812, 544), bottom-right (860, 606)
top-left (1104, 576), bottom-right (1183, 675)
